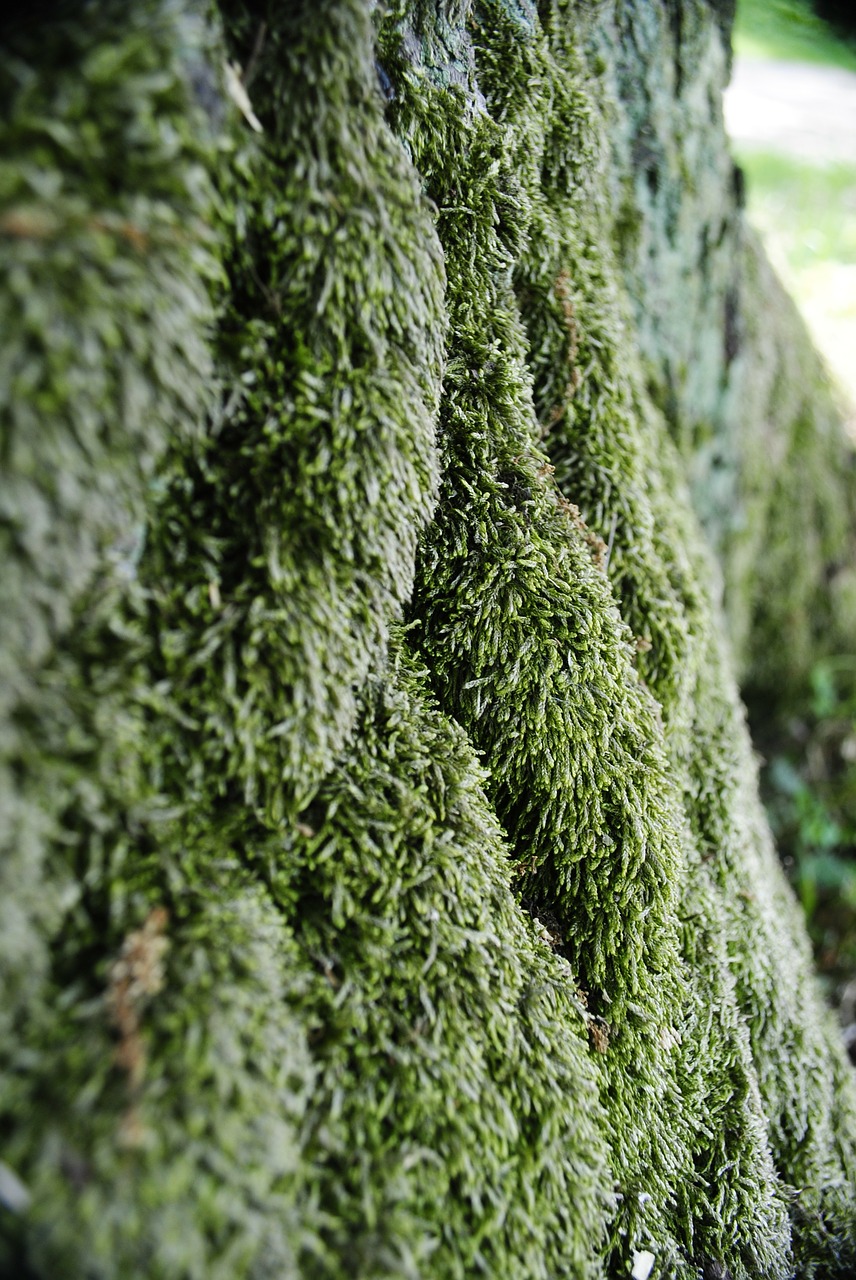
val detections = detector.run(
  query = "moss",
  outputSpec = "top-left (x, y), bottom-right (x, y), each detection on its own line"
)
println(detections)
top-left (0, 8), bottom-right (317, 1275)
top-left (150, 0), bottom-right (446, 815)
top-left (3, 0), bottom-right (856, 1276)
top-left (0, 0), bottom-right (220, 1057)
top-left (594, 0), bottom-right (856, 712)
top-left (385, 3), bottom-right (801, 1271)
top-left (737, 243), bottom-right (856, 708)
top-left (276, 637), bottom-right (612, 1278)
top-left (518, 3), bottom-right (856, 1265)
top-left (4, 872), bottom-right (314, 1279)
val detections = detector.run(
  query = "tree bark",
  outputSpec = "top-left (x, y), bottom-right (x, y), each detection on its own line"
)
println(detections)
top-left (2, 1), bottom-right (855, 1277)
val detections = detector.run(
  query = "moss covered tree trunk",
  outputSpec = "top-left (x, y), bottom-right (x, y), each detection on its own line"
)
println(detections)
top-left (3, 1), bottom-right (856, 1277)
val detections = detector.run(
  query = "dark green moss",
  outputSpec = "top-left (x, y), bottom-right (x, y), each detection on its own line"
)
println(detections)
top-left (149, 0), bottom-right (446, 815)
top-left (275, 636), bottom-right (612, 1278)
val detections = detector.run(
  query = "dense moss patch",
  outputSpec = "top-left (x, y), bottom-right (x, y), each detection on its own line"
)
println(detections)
top-left (2, 0), bottom-right (856, 1277)
top-left (0, 0), bottom-right (220, 1071)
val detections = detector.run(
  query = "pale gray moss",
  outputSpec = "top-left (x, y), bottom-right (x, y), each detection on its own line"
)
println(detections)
top-left (593, 0), bottom-right (856, 708)
top-left (0, 0), bottom-right (220, 1054)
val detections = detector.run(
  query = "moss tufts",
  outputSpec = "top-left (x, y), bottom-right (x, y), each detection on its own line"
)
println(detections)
top-left (3, 0), bottom-right (856, 1276)
top-left (0, 0), bottom-right (221, 1058)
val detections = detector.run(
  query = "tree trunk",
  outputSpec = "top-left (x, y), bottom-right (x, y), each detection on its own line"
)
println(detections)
top-left (2, 1), bottom-right (855, 1277)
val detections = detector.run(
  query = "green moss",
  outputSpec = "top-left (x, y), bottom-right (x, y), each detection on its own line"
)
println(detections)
top-left (3, 0), bottom-right (856, 1276)
top-left (148, 0), bottom-right (446, 815)
top-left (0, 0), bottom-right (220, 1052)
top-left (276, 637), bottom-right (612, 1278)
top-left (0, 8), bottom-right (317, 1274)
top-left (4, 874), bottom-right (313, 1279)
top-left (381, 4), bottom-right (806, 1271)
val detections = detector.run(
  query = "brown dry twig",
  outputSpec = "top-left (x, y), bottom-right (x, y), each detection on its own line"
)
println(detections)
top-left (105, 906), bottom-right (169, 1094)
top-left (0, 206), bottom-right (196, 252)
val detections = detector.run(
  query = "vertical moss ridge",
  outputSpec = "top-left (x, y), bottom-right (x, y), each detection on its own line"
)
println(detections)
top-left (0, 0), bottom-right (220, 1054)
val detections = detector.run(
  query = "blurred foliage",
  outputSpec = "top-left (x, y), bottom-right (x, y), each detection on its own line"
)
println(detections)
top-left (733, 0), bottom-right (856, 406)
top-left (764, 658), bottom-right (856, 988)
top-left (814, 1), bottom-right (856, 41)
top-left (739, 152), bottom-right (856, 272)
top-left (735, 0), bottom-right (856, 70)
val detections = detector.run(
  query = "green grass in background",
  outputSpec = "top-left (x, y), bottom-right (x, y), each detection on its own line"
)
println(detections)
top-left (740, 151), bottom-right (856, 269)
top-left (735, 0), bottom-right (856, 70)
top-left (734, 0), bottom-right (856, 408)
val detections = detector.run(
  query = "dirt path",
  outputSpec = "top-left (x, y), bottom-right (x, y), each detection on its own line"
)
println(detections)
top-left (724, 58), bottom-right (856, 163)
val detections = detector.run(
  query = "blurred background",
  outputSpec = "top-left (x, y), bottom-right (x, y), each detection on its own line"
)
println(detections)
top-left (726, 0), bottom-right (856, 1038)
